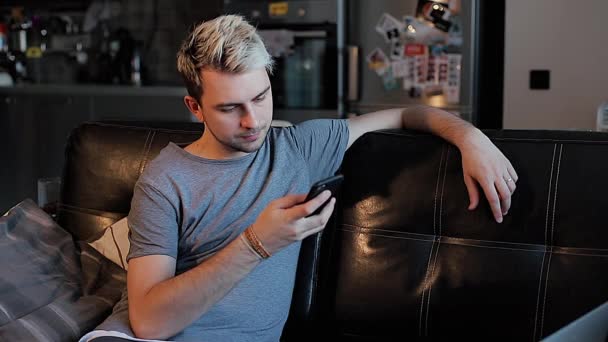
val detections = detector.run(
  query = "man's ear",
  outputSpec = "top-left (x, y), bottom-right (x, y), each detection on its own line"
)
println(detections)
top-left (184, 95), bottom-right (204, 122)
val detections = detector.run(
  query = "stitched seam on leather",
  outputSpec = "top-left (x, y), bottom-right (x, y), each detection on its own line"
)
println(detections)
top-left (139, 130), bottom-right (156, 176)
top-left (425, 239), bottom-right (441, 336)
top-left (342, 224), bottom-right (545, 247)
top-left (138, 131), bottom-right (152, 177)
top-left (340, 227), bottom-right (608, 256)
top-left (534, 143), bottom-right (556, 341)
top-left (372, 131), bottom-right (608, 144)
top-left (544, 144), bottom-right (557, 248)
top-left (539, 250), bottom-right (553, 338)
top-left (419, 144), bottom-right (446, 337)
top-left (419, 241), bottom-right (436, 337)
top-left (439, 147), bottom-right (450, 236)
top-left (550, 251), bottom-right (608, 257)
top-left (551, 145), bottom-right (563, 246)
top-left (532, 251), bottom-right (547, 341)
top-left (433, 145), bottom-right (446, 236)
top-left (110, 226), bottom-right (126, 269)
top-left (308, 232), bottom-right (322, 316)
top-left (538, 145), bottom-right (562, 340)
top-left (490, 137), bottom-right (608, 144)
top-left (92, 122), bottom-right (202, 134)
top-left (57, 203), bottom-right (125, 219)
top-left (144, 130), bottom-right (157, 173)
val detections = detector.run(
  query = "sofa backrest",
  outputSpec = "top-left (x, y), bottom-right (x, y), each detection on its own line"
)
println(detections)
top-left (308, 129), bottom-right (608, 340)
top-left (59, 122), bottom-right (608, 340)
top-left (58, 122), bottom-right (203, 241)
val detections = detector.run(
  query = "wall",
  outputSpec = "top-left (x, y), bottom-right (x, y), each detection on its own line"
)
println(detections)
top-left (503, 0), bottom-right (608, 130)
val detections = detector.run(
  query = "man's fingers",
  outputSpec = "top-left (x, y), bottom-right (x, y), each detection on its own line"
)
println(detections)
top-left (274, 193), bottom-right (308, 209)
top-left (463, 174), bottom-right (479, 210)
top-left (505, 174), bottom-right (517, 193)
top-left (300, 197), bottom-right (336, 234)
top-left (480, 179), bottom-right (503, 223)
top-left (507, 162), bottom-right (519, 183)
top-left (291, 190), bottom-right (332, 219)
top-left (495, 180), bottom-right (512, 215)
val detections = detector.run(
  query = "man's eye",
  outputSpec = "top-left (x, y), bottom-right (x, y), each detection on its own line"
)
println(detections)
top-left (253, 95), bottom-right (266, 103)
top-left (220, 106), bottom-right (237, 113)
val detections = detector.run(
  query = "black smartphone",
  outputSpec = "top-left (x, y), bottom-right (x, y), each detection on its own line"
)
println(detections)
top-left (304, 174), bottom-right (344, 217)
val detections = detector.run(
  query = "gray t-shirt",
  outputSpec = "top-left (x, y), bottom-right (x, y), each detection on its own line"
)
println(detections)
top-left (96, 119), bottom-right (349, 341)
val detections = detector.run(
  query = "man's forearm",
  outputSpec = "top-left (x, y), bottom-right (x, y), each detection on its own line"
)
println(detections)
top-left (401, 105), bottom-right (480, 148)
top-left (130, 235), bottom-right (261, 339)
top-left (347, 105), bottom-right (482, 150)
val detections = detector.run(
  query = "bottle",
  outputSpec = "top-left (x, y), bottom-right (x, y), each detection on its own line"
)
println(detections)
top-left (8, 7), bottom-right (28, 53)
top-left (0, 23), bottom-right (7, 52)
top-left (130, 43), bottom-right (142, 86)
top-left (597, 102), bottom-right (608, 132)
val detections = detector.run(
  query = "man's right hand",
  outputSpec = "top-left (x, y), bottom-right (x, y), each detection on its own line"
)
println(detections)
top-left (250, 190), bottom-right (336, 255)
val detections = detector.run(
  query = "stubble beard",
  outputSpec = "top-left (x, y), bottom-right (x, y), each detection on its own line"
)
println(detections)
top-left (208, 123), bottom-right (270, 155)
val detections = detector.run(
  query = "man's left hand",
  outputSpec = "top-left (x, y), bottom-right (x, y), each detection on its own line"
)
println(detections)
top-left (458, 129), bottom-right (518, 223)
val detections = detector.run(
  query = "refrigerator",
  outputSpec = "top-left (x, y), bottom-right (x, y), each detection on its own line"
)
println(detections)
top-left (344, 0), bottom-right (504, 127)
top-left (222, 0), bottom-right (504, 127)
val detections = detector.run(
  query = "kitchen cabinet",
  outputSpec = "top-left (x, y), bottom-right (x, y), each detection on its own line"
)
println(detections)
top-left (0, 85), bottom-right (193, 213)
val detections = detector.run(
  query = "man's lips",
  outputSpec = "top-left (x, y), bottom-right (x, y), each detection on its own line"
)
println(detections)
top-left (240, 132), bottom-right (260, 142)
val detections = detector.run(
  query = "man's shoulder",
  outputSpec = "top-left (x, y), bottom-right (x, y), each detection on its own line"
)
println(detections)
top-left (270, 119), bottom-right (347, 139)
top-left (138, 143), bottom-right (189, 188)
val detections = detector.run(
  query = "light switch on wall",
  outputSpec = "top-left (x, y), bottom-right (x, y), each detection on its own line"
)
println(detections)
top-left (529, 70), bottom-right (550, 90)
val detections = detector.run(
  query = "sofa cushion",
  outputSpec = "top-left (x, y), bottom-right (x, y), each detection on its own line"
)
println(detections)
top-left (89, 217), bottom-right (130, 270)
top-left (0, 199), bottom-right (125, 341)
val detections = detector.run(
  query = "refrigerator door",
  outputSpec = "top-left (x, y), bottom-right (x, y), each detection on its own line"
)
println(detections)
top-left (345, 0), bottom-right (478, 123)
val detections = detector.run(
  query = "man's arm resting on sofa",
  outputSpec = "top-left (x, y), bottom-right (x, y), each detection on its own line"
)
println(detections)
top-left (347, 105), bottom-right (518, 223)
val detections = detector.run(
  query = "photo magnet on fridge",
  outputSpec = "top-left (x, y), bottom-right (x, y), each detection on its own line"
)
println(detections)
top-left (366, 47), bottom-right (390, 75)
top-left (375, 13), bottom-right (403, 43)
top-left (382, 68), bottom-right (399, 91)
top-left (403, 15), bottom-right (448, 45)
top-left (390, 40), bottom-right (405, 60)
top-left (416, 0), bottom-right (453, 32)
top-left (391, 59), bottom-right (409, 78)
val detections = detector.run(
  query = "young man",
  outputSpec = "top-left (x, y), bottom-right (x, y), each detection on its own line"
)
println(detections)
top-left (84, 14), bottom-right (517, 342)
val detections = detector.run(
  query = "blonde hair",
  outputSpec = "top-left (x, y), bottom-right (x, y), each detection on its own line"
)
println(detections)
top-left (176, 15), bottom-right (274, 101)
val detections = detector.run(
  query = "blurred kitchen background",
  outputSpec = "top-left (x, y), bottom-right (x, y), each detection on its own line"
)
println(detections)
top-left (1, 0), bottom-right (607, 213)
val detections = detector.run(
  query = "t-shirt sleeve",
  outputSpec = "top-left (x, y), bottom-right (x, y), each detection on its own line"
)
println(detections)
top-left (290, 119), bottom-right (349, 182)
top-left (126, 180), bottom-right (179, 262)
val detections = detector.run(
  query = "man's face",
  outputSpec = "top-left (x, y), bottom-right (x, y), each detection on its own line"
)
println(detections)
top-left (198, 68), bottom-right (273, 159)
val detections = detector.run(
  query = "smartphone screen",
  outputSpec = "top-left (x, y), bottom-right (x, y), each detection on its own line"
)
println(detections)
top-left (304, 174), bottom-right (344, 217)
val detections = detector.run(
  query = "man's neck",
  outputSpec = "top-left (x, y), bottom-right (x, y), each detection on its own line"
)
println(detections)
top-left (184, 137), bottom-right (248, 160)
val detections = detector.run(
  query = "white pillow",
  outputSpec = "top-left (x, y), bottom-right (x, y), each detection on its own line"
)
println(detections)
top-left (89, 217), bottom-right (130, 270)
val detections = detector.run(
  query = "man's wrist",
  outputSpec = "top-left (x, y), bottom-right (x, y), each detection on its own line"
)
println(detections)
top-left (456, 124), bottom-right (481, 146)
top-left (242, 225), bottom-right (271, 259)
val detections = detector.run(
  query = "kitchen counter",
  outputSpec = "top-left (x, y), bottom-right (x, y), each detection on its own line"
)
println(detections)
top-left (0, 84), bottom-right (188, 97)
top-left (0, 83), bottom-right (195, 213)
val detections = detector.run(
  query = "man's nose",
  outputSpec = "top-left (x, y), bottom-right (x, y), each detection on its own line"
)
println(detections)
top-left (241, 103), bottom-right (259, 128)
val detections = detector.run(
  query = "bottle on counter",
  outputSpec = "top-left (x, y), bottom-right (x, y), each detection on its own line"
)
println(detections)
top-left (0, 23), bottom-right (7, 52)
top-left (130, 43), bottom-right (142, 86)
top-left (8, 7), bottom-right (28, 53)
top-left (7, 7), bottom-right (30, 83)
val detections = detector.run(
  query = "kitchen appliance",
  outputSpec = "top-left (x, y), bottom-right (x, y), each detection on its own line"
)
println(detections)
top-left (223, 0), bottom-right (504, 127)
top-left (223, 0), bottom-right (344, 124)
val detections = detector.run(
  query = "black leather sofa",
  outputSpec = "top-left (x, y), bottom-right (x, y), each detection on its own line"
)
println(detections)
top-left (57, 121), bottom-right (608, 341)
